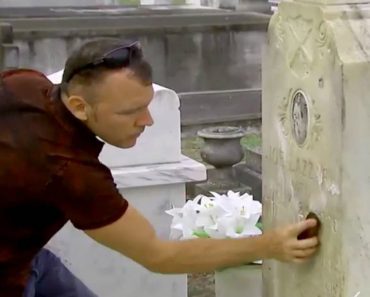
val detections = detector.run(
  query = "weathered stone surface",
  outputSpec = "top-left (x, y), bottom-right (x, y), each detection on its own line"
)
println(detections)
top-left (263, 2), bottom-right (370, 297)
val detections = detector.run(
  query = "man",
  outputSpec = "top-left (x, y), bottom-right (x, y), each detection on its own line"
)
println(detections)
top-left (0, 38), bottom-right (319, 296)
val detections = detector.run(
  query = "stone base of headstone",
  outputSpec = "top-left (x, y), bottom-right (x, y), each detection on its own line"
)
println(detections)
top-left (244, 147), bottom-right (262, 173)
top-left (234, 145), bottom-right (262, 201)
top-left (234, 164), bottom-right (262, 202)
top-left (215, 265), bottom-right (262, 297)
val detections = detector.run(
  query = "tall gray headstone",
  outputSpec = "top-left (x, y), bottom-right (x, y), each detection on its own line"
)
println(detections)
top-left (263, 0), bottom-right (370, 296)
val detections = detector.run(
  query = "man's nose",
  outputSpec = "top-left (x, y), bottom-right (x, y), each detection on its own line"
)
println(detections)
top-left (138, 108), bottom-right (154, 127)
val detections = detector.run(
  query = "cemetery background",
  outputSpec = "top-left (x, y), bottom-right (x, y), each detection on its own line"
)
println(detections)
top-left (0, 1), bottom-right (270, 297)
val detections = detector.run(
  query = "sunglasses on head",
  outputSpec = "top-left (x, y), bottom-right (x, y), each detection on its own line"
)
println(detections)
top-left (64, 41), bottom-right (142, 83)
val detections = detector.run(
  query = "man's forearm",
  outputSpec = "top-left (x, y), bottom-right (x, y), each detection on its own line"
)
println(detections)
top-left (150, 235), bottom-right (271, 274)
top-left (87, 206), bottom-right (318, 273)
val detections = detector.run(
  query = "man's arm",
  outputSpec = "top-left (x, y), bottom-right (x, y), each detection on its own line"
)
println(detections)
top-left (85, 205), bottom-right (319, 274)
top-left (54, 159), bottom-right (318, 272)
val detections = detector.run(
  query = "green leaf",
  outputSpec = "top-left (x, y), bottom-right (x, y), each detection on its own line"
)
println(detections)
top-left (193, 230), bottom-right (210, 238)
top-left (235, 225), bottom-right (243, 234)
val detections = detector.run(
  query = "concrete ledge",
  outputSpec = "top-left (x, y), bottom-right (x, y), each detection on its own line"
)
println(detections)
top-left (244, 147), bottom-right (262, 173)
top-left (180, 88), bottom-right (262, 137)
top-left (215, 265), bottom-right (262, 297)
top-left (179, 88), bottom-right (261, 126)
top-left (112, 155), bottom-right (207, 189)
top-left (0, 8), bottom-right (270, 36)
top-left (181, 118), bottom-right (261, 138)
top-left (234, 164), bottom-right (262, 202)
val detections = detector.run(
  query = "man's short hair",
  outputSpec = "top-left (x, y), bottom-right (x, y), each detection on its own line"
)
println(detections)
top-left (62, 38), bottom-right (152, 91)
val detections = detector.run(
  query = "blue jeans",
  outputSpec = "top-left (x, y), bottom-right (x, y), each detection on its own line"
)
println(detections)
top-left (23, 249), bottom-right (98, 297)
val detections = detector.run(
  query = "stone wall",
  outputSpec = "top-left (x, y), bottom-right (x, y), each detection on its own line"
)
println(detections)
top-left (0, 7), bottom-right (269, 93)
top-left (0, 0), bottom-right (118, 6)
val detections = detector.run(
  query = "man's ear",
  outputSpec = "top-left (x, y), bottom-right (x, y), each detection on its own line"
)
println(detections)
top-left (62, 95), bottom-right (90, 121)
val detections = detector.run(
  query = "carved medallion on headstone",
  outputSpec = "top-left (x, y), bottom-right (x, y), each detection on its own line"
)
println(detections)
top-left (291, 90), bottom-right (308, 145)
top-left (278, 89), bottom-right (323, 149)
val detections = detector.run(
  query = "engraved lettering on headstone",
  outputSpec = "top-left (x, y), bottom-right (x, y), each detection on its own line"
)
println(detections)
top-left (266, 145), bottom-right (328, 182)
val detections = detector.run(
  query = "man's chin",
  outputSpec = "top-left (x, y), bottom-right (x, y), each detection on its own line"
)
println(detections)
top-left (118, 138), bottom-right (137, 149)
top-left (103, 136), bottom-right (139, 149)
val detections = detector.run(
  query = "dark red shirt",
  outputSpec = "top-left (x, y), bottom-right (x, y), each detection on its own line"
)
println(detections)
top-left (0, 69), bottom-right (128, 295)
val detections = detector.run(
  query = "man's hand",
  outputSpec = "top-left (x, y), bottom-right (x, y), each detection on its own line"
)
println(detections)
top-left (264, 219), bottom-right (320, 263)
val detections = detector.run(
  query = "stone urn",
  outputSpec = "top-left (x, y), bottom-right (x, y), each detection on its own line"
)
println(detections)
top-left (197, 126), bottom-right (246, 168)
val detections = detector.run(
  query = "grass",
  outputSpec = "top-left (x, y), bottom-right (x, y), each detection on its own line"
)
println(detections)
top-left (118, 0), bottom-right (141, 4)
top-left (241, 133), bottom-right (261, 151)
top-left (181, 137), bottom-right (204, 163)
top-left (118, 0), bottom-right (186, 4)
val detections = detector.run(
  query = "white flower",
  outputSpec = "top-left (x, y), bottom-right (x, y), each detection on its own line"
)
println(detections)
top-left (166, 191), bottom-right (262, 240)
top-left (166, 196), bottom-right (203, 239)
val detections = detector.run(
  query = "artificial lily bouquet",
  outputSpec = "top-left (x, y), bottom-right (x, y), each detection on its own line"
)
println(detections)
top-left (166, 191), bottom-right (263, 241)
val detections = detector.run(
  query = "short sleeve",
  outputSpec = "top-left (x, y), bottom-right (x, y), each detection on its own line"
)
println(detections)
top-left (52, 159), bottom-right (129, 230)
